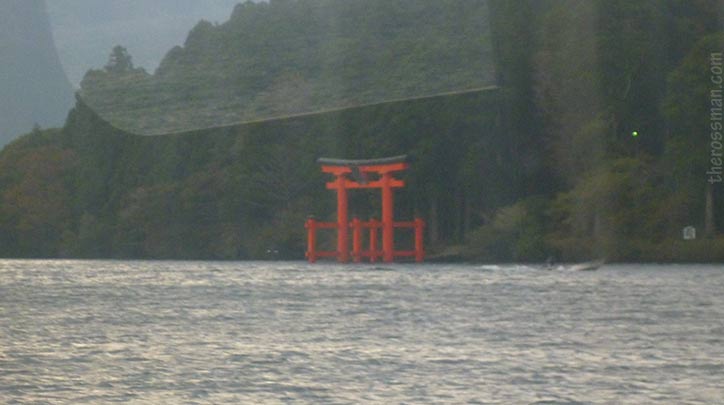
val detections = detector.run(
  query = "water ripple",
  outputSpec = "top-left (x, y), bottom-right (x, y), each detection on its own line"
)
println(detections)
top-left (1, 261), bottom-right (723, 403)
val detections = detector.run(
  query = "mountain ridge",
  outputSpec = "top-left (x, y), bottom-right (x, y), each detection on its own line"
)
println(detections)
top-left (79, 0), bottom-right (495, 135)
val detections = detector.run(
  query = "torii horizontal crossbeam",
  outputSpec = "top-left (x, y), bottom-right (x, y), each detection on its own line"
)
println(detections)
top-left (317, 155), bottom-right (408, 167)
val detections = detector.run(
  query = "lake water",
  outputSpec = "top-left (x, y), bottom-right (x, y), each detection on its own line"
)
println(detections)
top-left (1, 261), bottom-right (722, 404)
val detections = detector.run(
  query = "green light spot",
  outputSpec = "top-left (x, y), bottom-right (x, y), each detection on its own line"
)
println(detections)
top-left (632, 131), bottom-right (639, 137)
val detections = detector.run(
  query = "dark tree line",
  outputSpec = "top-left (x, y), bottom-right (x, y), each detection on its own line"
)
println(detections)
top-left (0, 0), bottom-right (723, 262)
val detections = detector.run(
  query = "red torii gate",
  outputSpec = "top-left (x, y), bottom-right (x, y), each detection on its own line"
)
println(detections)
top-left (305, 155), bottom-right (424, 263)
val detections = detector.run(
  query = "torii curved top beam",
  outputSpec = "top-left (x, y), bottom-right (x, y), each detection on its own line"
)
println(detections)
top-left (317, 155), bottom-right (408, 167)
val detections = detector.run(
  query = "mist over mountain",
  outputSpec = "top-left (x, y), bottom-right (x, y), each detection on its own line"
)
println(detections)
top-left (46, 0), bottom-right (243, 86)
top-left (0, 0), bottom-right (74, 145)
top-left (79, 0), bottom-right (495, 135)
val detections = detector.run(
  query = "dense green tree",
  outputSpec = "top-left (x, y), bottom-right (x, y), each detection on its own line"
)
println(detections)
top-left (104, 45), bottom-right (135, 74)
top-left (663, 32), bottom-right (724, 237)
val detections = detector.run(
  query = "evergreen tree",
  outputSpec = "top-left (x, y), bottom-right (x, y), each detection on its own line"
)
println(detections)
top-left (104, 45), bottom-right (134, 74)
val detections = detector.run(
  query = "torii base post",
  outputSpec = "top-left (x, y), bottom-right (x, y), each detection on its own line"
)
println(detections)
top-left (305, 218), bottom-right (317, 263)
top-left (414, 217), bottom-right (425, 263)
top-left (369, 218), bottom-right (380, 263)
top-left (351, 217), bottom-right (362, 263)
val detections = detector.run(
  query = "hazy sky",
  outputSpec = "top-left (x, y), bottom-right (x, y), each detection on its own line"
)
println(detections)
top-left (47, 0), bottom-right (255, 86)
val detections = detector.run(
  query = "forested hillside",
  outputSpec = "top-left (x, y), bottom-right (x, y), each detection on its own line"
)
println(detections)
top-left (79, 0), bottom-right (495, 135)
top-left (0, 0), bottom-right (723, 262)
top-left (0, 90), bottom-right (502, 259)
